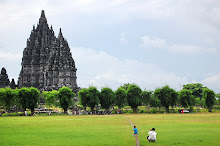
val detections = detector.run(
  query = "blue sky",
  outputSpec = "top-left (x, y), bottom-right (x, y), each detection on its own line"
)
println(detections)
top-left (0, 0), bottom-right (220, 92)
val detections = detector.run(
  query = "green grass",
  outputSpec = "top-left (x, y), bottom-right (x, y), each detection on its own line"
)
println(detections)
top-left (0, 113), bottom-right (220, 145)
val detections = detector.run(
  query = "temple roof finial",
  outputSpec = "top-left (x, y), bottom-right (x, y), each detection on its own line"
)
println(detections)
top-left (58, 28), bottom-right (63, 39)
top-left (41, 10), bottom-right (45, 17)
top-left (39, 10), bottom-right (47, 24)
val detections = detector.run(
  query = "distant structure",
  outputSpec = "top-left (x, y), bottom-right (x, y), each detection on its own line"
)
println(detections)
top-left (18, 10), bottom-right (79, 92)
top-left (0, 67), bottom-right (16, 89)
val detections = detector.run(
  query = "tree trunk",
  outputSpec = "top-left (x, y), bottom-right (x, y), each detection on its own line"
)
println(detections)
top-left (91, 107), bottom-right (95, 114)
top-left (166, 106), bottom-right (169, 113)
top-left (208, 108), bottom-right (212, 112)
top-left (64, 108), bottom-right (67, 114)
top-left (31, 108), bottom-right (35, 115)
top-left (133, 108), bottom-right (137, 113)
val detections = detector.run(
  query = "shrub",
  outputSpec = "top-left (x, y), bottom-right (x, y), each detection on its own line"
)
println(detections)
top-left (150, 108), bottom-right (159, 114)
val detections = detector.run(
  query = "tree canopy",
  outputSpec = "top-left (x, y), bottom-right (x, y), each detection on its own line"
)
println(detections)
top-left (115, 87), bottom-right (127, 109)
top-left (100, 87), bottom-right (115, 112)
top-left (87, 86), bottom-right (100, 113)
top-left (154, 85), bottom-right (174, 113)
top-left (203, 88), bottom-right (216, 112)
top-left (126, 84), bottom-right (142, 113)
top-left (58, 87), bottom-right (75, 114)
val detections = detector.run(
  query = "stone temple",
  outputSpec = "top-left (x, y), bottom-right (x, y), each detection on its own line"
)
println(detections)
top-left (17, 10), bottom-right (79, 92)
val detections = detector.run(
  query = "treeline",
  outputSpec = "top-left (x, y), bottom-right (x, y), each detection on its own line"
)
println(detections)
top-left (0, 83), bottom-right (219, 115)
top-left (78, 83), bottom-right (218, 113)
top-left (0, 87), bottom-right (75, 115)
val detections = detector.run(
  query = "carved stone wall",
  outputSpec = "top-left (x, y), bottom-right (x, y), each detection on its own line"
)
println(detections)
top-left (18, 10), bottom-right (78, 92)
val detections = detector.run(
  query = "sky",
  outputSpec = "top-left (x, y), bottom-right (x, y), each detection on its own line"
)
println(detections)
top-left (0, 0), bottom-right (220, 92)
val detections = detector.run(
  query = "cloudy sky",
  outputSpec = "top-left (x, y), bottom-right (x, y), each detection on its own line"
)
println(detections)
top-left (0, 0), bottom-right (220, 92)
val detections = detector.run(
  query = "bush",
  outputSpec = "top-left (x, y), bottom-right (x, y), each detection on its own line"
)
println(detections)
top-left (111, 109), bottom-right (117, 114)
top-left (138, 109), bottom-right (147, 113)
top-left (150, 108), bottom-right (159, 114)
top-left (123, 109), bottom-right (133, 113)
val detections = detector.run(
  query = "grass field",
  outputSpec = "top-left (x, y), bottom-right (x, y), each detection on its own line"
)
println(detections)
top-left (0, 113), bottom-right (220, 146)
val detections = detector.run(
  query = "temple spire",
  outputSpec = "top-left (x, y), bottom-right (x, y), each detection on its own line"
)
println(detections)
top-left (58, 28), bottom-right (63, 39)
top-left (39, 10), bottom-right (47, 24)
top-left (41, 10), bottom-right (45, 17)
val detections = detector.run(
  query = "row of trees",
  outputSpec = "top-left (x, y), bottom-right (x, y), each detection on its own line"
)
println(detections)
top-left (0, 87), bottom-right (75, 115)
top-left (0, 83), bottom-right (218, 115)
top-left (78, 83), bottom-right (217, 113)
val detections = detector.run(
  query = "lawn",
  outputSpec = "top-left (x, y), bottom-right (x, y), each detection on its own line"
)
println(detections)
top-left (0, 113), bottom-right (220, 146)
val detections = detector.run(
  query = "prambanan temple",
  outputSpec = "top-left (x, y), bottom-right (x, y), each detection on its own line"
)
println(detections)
top-left (0, 10), bottom-right (79, 92)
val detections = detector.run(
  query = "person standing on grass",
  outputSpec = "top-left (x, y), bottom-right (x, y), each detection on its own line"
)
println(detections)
top-left (133, 126), bottom-right (139, 146)
top-left (147, 128), bottom-right (157, 142)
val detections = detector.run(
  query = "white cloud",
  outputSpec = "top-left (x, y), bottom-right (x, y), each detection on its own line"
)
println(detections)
top-left (141, 36), bottom-right (166, 48)
top-left (71, 46), bottom-right (189, 90)
top-left (0, 51), bottom-right (22, 61)
top-left (141, 35), bottom-right (217, 54)
top-left (201, 74), bottom-right (220, 93)
top-left (120, 32), bottom-right (127, 43)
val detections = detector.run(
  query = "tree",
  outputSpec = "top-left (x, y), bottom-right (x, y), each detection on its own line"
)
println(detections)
top-left (126, 84), bottom-right (142, 113)
top-left (203, 88), bottom-right (216, 112)
top-left (179, 89), bottom-right (195, 109)
top-left (43, 90), bottom-right (58, 110)
top-left (170, 88), bottom-right (178, 110)
top-left (183, 83), bottom-right (205, 99)
top-left (78, 88), bottom-right (89, 109)
top-left (58, 87), bottom-right (75, 114)
top-left (18, 87), bottom-right (29, 115)
top-left (0, 88), bottom-right (6, 107)
top-left (195, 97), bottom-right (201, 110)
top-left (216, 93), bottom-right (220, 106)
top-left (141, 90), bottom-right (152, 112)
top-left (100, 87), bottom-right (115, 112)
top-left (115, 87), bottom-right (127, 110)
top-left (0, 88), bottom-right (17, 114)
top-left (154, 86), bottom-right (173, 113)
top-left (27, 87), bottom-right (40, 115)
top-left (120, 83), bottom-right (131, 90)
top-left (150, 95), bottom-right (161, 109)
top-left (87, 86), bottom-right (100, 114)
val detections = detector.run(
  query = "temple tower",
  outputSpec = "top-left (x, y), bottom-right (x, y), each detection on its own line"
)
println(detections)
top-left (18, 10), bottom-right (78, 92)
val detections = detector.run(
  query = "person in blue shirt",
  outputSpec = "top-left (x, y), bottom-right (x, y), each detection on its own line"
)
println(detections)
top-left (133, 126), bottom-right (138, 135)
top-left (133, 126), bottom-right (139, 146)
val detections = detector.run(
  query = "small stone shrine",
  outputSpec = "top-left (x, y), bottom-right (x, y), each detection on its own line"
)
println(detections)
top-left (0, 67), bottom-right (16, 89)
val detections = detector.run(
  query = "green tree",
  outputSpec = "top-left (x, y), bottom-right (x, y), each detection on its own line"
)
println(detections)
top-left (154, 85), bottom-right (173, 113)
top-left (179, 89), bottom-right (195, 109)
top-left (120, 83), bottom-right (131, 90)
top-left (183, 83), bottom-right (205, 99)
top-left (195, 97), bottom-right (201, 110)
top-left (18, 87), bottom-right (29, 115)
top-left (0, 88), bottom-right (6, 107)
top-left (100, 87), bottom-right (115, 112)
top-left (203, 88), bottom-right (216, 112)
top-left (115, 87), bottom-right (127, 110)
top-left (58, 87), bottom-right (75, 114)
top-left (43, 90), bottom-right (58, 110)
top-left (150, 95), bottom-right (161, 109)
top-left (27, 87), bottom-right (40, 115)
top-left (0, 88), bottom-right (17, 114)
top-left (170, 88), bottom-right (178, 110)
top-left (126, 84), bottom-right (142, 113)
top-left (78, 88), bottom-right (89, 109)
top-left (216, 94), bottom-right (220, 105)
top-left (87, 86), bottom-right (100, 113)
top-left (141, 90), bottom-right (152, 112)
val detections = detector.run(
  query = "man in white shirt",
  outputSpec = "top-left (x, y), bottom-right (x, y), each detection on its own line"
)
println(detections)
top-left (147, 128), bottom-right (157, 142)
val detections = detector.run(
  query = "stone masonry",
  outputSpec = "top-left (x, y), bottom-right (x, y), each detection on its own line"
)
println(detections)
top-left (18, 10), bottom-right (79, 92)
